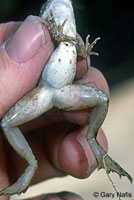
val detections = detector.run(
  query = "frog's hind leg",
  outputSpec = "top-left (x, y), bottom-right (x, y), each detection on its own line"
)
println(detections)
top-left (0, 84), bottom-right (54, 195)
top-left (0, 127), bottom-right (37, 196)
top-left (54, 84), bottom-right (133, 183)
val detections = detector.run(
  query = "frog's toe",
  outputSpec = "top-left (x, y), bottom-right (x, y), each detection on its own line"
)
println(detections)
top-left (102, 154), bottom-right (133, 183)
top-left (87, 137), bottom-right (133, 183)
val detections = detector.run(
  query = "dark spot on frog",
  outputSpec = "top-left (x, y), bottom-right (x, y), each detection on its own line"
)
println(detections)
top-left (54, 70), bottom-right (58, 74)
top-left (58, 58), bottom-right (61, 62)
top-left (61, 89), bottom-right (64, 92)
top-left (70, 59), bottom-right (72, 64)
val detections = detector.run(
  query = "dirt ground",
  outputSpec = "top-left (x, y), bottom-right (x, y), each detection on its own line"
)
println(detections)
top-left (11, 78), bottom-right (134, 200)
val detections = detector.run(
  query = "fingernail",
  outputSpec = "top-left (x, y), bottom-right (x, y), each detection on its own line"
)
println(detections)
top-left (44, 192), bottom-right (82, 200)
top-left (6, 15), bottom-right (45, 63)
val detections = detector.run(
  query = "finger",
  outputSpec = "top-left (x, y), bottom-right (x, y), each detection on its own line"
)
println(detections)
top-left (0, 16), bottom-right (54, 117)
top-left (0, 22), bottom-right (21, 45)
top-left (0, 16), bottom-right (54, 194)
top-left (0, 135), bottom-right (9, 200)
top-left (25, 191), bottom-right (83, 200)
top-left (58, 126), bottom-right (108, 178)
top-left (75, 58), bottom-right (88, 80)
top-left (75, 33), bottom-right (89, 80)
top-left (75, 66), bottom-right (110, 96)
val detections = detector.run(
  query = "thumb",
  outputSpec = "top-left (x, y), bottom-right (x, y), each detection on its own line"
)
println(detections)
top-left (0, 15), bottom-right (54, 117)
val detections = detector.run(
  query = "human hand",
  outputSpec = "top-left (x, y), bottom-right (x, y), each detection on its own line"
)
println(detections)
top-left (0, 16), bottom-right (109, 200)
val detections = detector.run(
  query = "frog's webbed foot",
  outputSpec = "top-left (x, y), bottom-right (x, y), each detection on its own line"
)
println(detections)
top-left (103, 154), bottom-right (133, 183)
top-left (42, 10), bottom-right (76, 44)
top-left (77, 35), bottom-right (101, 58)
top-left (87, 137), bottom-right (133, 183)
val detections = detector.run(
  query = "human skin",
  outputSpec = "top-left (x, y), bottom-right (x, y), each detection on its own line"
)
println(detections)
top-left (0, 16), bottom-right (109, 200)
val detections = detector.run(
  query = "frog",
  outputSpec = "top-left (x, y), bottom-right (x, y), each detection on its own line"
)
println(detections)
top-left (0, 0), bottom-right (132, 196)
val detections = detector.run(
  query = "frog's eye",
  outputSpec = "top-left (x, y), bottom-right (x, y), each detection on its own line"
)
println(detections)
top-left (65, 43), bottom-right (69, 46)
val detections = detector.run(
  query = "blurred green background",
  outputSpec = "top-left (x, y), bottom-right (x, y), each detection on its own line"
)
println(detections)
top-left (0, 0), bottom-right (134, 87)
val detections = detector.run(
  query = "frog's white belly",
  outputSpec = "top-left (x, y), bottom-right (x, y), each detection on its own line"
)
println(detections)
top-left (40, 0), bottom-right (77, 89)
top-left (41, 41), bottom-right (77, 89)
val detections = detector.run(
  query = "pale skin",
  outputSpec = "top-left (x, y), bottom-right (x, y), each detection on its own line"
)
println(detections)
top-left (0, 2), bottom-right (132, 199)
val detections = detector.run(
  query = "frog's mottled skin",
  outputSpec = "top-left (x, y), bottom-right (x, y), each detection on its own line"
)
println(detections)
top-left (0, 0), bottom-right (132, 196)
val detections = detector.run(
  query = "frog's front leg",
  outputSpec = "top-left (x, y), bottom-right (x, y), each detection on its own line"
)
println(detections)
top-left (0, 84), bottom-right (54, 195)
top-left (53, 84), bottom-right (133, 183)
top-left (41, 10), bottom-right (76, 44)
